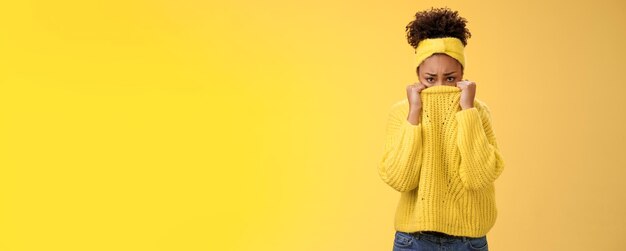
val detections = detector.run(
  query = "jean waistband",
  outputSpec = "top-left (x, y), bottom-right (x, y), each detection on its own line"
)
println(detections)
top-left (409, 231), bottom-right (469, 242)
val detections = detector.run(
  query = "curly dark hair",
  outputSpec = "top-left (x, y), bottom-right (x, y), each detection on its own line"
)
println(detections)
top-left (405, 7), bottom-right (472, 50)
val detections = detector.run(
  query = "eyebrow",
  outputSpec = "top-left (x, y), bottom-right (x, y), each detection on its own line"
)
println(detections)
top-left (425, 71), bottom-right (456, 76)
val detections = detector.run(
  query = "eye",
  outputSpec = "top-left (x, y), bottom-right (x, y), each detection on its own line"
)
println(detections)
top-left (447, 77), bottom-right (455, 82)
top-left (426, 77), bottom-right (434, 82)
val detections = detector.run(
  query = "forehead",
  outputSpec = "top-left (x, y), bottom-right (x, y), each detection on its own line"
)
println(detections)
top-left (420, 53), bottom-right (462, 72)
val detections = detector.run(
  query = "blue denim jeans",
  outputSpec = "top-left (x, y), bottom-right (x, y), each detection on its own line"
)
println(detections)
top-left (392, 231), bottom-right (489, 251)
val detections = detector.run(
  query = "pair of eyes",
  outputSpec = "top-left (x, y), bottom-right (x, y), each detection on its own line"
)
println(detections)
top-left (424, 76), bottom-right (456, 82)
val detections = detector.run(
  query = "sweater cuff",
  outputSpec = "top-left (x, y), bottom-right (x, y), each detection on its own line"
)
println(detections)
top-left (455, 107), bottom-right (480, 125)
top-left (404, 119), bottom-right (422, 128)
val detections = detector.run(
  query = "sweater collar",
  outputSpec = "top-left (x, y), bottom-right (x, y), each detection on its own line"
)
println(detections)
top-left (420, 85), bottom-right (461, 94)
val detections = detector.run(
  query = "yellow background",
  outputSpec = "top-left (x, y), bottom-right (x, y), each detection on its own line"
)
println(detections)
top-left (1, 0), bottom-right (625, 250)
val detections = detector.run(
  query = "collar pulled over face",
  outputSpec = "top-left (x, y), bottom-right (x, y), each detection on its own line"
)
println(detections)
top-left (420, 85), bottom-right (461, 94)
top-left (419, 85), bottom-right (462, 129)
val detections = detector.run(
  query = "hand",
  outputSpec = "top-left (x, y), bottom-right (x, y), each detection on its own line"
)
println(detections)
top-left (405, 82), bottom-right (427, 125)
top-left (456, 79), bottom-right (476, 110)
top-left (406, 82), bottom-right (427, 109)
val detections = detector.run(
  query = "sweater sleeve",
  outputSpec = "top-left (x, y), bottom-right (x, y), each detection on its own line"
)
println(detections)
top-left (378, 103), bottom-right (424, 192)
top-left (455, 104), bottom-right (505, 191)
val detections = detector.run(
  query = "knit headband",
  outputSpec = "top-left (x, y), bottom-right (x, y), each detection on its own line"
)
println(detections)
top-left (415, 37), bottom-right (465, 69)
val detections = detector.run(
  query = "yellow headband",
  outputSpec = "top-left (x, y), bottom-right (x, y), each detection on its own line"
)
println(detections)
top-left (415, 37), bottom-right (465, 69)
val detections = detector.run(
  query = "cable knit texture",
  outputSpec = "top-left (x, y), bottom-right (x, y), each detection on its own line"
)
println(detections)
top-left (378, 84), bottom-right (505, 237)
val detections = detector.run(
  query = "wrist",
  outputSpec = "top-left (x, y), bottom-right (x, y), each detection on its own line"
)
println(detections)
top-left (460, 104), bottom-right (474, 110)
top-left (409, 105), bottom-right (422, 112)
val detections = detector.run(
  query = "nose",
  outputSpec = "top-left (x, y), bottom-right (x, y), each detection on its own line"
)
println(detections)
top-left (433, 80), bottom-right (445, 86)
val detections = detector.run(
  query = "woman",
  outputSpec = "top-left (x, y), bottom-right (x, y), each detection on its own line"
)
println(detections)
top-left (378, 7), bottom-right (506, 251)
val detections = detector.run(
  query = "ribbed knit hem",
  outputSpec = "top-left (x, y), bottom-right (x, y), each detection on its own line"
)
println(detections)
top-left (395, 221), bottom-right (492, 238)
top-left (404, 119), bottom-right (421, 127)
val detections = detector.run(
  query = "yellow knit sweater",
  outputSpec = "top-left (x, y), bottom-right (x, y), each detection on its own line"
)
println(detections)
top-left (378, 85), bottom-right (505, 238)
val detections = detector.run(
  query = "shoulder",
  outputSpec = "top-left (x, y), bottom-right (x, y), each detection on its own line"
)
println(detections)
top-left (472, 98), bottom-right (496, 124)
top-left (390, 98), bottom-right (409, 110)
top-left (390, 98), bottom-right (409, 113)
top-left (385, 99), bottom-right (409, 121)
top-left (473, 98), bottom-right (491, 114)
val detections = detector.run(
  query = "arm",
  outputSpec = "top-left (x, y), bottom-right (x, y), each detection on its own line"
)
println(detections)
top-left (455, 104), bottom-right (505, 191)
top-left (378, 103), bottom-right (424, 192)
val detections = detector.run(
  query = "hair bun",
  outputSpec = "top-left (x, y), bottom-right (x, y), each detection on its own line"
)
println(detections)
top-left (405, 7), bottom-right (472, 50)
